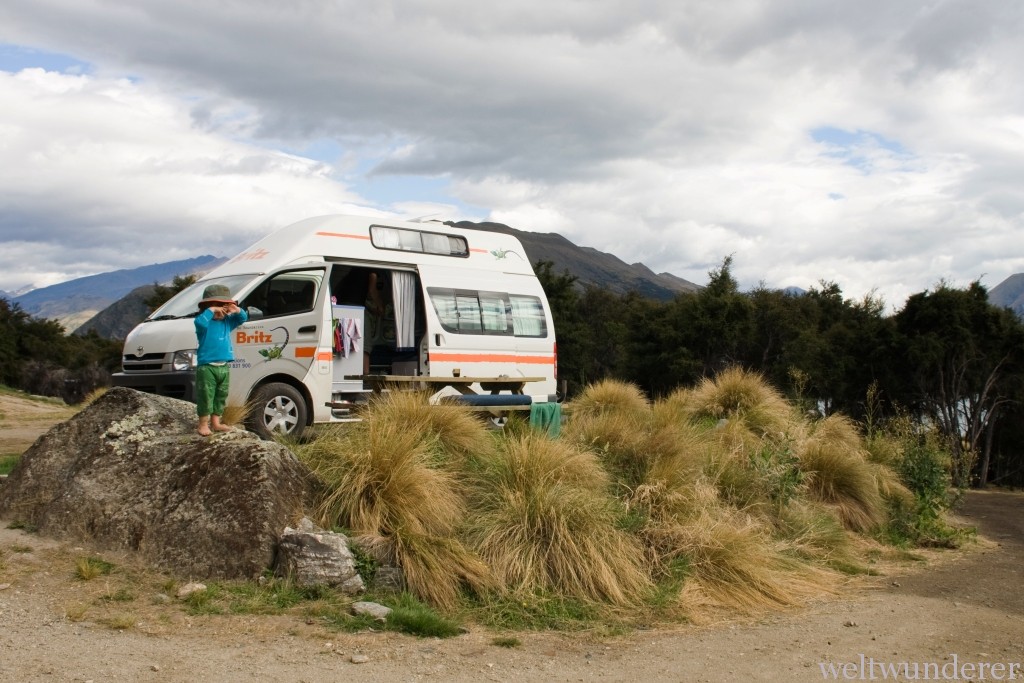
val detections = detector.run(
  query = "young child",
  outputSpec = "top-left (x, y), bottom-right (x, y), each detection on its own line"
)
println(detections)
top-left (194, 283), bottom-right (248, 436)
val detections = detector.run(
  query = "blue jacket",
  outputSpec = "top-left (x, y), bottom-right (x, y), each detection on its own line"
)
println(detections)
top-left (195, 308), bottom-right (248, 365)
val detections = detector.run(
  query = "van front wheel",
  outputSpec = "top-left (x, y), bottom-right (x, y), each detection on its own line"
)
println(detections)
top-left (250, 382), bottom-right (307, 440)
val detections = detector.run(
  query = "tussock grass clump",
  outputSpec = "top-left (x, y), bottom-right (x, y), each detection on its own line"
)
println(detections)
top-left (798, 415), bottom-right (886, 532)
top-left (773, 500), bottom-right (851, 563)
top-left (644, 509), bottom-right (832, 613)
top-left (563, 410), bottom-right (652, 487)
top-left (222, 398), bottom-right (258, 429)
top-left (563, 410), bottom-right (702, 492)
top-left (567, 379), bottom-right (650, 419)
top-left (670, 367), bottom-right (800, 441)
top-left (301, 419), bottom-right (462, 536)
top-left (295, 394), bottom-right (489, 610)
top-left (369, 390), bottom-right (494, 464)
top-left (464, 432), bottom-right (652, 605)
top-left (75, 555), bottom-right (116, 581)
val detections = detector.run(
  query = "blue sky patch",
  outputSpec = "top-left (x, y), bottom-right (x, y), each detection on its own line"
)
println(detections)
top-left (354, 171), bottom-right (483, 218)
top-left (0, 43), bottom-right (92, 74)
top-left (811, 126), bottom-right (911, 172)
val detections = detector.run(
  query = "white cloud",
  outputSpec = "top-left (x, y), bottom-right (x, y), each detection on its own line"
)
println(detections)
top-left (0, 0), bottom-right (1022, 309)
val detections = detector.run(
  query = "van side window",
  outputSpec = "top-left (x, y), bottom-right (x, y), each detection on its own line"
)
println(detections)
top-left (370, 226), bottom-right (469, 257)
top-left (243, 269), bottom-right (323, 318)
top-left (428, 288), bottom-right (544, 337)
top-left (509, 295), bottom-right (547, 337)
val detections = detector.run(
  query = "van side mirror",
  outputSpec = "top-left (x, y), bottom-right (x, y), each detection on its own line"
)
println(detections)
top-left (247, 306), bottom-right (264, 321)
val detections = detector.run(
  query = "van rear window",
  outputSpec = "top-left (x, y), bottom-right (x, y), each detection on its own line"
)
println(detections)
top-left (428, 288), bottom-right (547, 338)
top-left (370, 226), bottom-right (469, 257)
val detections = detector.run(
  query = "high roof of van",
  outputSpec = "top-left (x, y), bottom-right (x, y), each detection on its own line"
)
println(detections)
top-left (208, 214), bottom-right (538, 278)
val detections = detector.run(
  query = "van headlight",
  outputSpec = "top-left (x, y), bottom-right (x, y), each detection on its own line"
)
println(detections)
top-left (172, 349), bottom-right (197, 372)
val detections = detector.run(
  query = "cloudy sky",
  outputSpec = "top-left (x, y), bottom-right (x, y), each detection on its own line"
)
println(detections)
top-left (1, 1), bottom-right (1022, 310)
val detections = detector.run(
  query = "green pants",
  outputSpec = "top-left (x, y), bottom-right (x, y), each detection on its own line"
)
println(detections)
top-left (196, 364), bottom-right (230, 416)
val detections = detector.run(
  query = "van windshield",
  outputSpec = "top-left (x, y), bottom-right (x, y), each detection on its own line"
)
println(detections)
top-left (146, 275), bottom-right (259, 321)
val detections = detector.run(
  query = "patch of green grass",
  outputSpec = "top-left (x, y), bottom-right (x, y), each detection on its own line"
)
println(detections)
top-left (471, 592), bottom-right (606, 632)
top-left (183, 585), bottom-right (224, 615)
top-left (75, 556), bottom-right (116, 581)
top-left (6, 519), bottom-right (38, 533)
top-left (0, 454), bottom-right (20, 475)
top-left (180, 577), bottom-right (347, 618)
top-left (9, 544), bottom-right (32, 553)
top-left (99, 588), bottom-right (136, 603)
top-left (385, 593), bottom-right (464, 638)
top-left (646, 557), bottom-right (690, 610)
top-left (98, 614), bottom-right (136, 630)
top-left (221, 579), bottom-right (333, 614)
top-left (314, 592), bottom-right (464, 638)
top-left (492, 636), bottom-right (521, 648)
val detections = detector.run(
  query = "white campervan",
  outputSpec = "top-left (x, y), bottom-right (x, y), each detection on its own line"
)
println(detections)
top-left (113, 215), bottom-right (558, 438)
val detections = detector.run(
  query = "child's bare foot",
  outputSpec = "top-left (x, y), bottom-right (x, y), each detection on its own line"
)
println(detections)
top-left (197, 425), bottom-right (212, 436)
top-left (213, 423), bottom-right (234, 432)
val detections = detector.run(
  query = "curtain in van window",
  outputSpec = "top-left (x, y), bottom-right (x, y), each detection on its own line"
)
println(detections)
top-left (391, 271), bottom-right (417, 349)
top-left (510, 295), bottom-right (546, 337)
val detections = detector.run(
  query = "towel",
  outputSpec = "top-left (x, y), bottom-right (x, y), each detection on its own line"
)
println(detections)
top-left (529, 402), bottom-right (562, 437)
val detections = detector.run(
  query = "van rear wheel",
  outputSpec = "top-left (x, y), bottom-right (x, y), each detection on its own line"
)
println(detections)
top-left (249, 382), bottom-right (307, 440)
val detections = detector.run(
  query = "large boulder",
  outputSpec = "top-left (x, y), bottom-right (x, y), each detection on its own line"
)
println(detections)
top-left (0, 387), bottom-right (315, 579)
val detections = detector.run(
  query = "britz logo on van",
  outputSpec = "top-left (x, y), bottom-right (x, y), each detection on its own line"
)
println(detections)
top-left (236, 326), bottom-right (290, 362)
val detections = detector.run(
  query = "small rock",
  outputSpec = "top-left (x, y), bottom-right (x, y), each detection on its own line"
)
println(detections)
top-left (176, 582), bottom-right (207, 599)
top-left (890, 581), bottom-right (900, 587)
top-left (152, 593), bottom-right (170, 604)
top-left (0, 583), bottom-right (11, 591)
top-left (844, 621), bottom-right (858, 627)
top-left (151, 665), bottom-right (161, 672)
top-left (352, 601), bottom-right (392, 621)
top-left (350, 654), bottom-right (369, 664)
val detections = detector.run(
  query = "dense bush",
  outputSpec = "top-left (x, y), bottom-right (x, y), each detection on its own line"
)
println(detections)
top-left (1, 298), bottom-right (121, 403)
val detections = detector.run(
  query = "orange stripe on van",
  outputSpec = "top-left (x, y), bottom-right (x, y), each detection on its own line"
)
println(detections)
top-left (315, 231), bottom-right (372, 240)
top-left (316, 351), bottom-right (333, 361)
top-left (294, 347), bottom-right (316, 359)
top-left (469, 248), bottom-right (489, 253)
top-left (428, 352), bottom-right (555, 365)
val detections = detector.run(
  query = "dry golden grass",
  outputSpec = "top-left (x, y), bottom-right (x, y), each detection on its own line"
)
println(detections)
top-left (644, 508), bottom-right (835, 613)
top-left (464, 432), bottom-right (652, 605)
top-left (356, 530), bottom-right (492, 611)
top-left (773, 499), bottom-right (852, 563)
top-left (669, 366), bottom-right (801, 442)
top-left (797, 415), bottom-right (887, 532)
top-left (567, 378), bottom-right (650, 420)
top-left (299, 420), bottom-right (463, 537)
top-left (294, 401), bottom-right (491, 609)
top-left (222, 397), bottom-right (258, 428)
top-left (367, 390), bottom-right (494, 464)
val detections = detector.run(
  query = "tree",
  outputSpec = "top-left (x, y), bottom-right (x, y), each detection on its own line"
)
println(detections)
top-left (144, 274), bottom-right (198, 312)
top-left (894, 281), bottom-right (1024, 486)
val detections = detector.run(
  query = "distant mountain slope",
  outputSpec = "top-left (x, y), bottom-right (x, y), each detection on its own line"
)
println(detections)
top-left (990, 273), bottom-right (1024, 318)
top-left (12, 256), bottom-right (225, 331)
top-left (449, 221), bottom-right (700, 299)
top-left (75, 284), bottom-right (158, 339)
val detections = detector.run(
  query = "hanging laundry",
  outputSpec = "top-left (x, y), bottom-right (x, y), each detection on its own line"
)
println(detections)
top-left (339, 317), bottom-right (362, 358)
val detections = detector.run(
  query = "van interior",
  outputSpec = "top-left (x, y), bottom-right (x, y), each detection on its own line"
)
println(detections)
top-left (329, 265), bottom-right (427, 375)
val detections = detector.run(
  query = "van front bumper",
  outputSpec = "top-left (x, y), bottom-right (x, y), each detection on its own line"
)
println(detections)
top-left (111, 371), bottom-right (196, 402)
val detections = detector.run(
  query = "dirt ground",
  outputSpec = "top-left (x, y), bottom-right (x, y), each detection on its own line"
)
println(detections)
top-left (0, 391), bottom-right (77, 456)
top-left (1, 395), bottom-right (1022, 682)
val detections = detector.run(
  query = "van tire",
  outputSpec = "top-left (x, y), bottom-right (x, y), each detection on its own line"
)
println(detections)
top-left (249, 382), bottom-right (307, 440)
